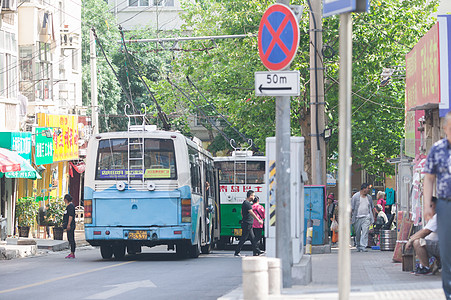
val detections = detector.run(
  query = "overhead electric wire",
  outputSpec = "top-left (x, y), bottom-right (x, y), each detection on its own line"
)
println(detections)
top-left (92, 27), bottom-right (138, 115)
top-left (186, 76), bottom-right (259, 152)
top-left (166, 77), bottom-right (232, 143)
top-left (119, 25), bottom-right (171, 131)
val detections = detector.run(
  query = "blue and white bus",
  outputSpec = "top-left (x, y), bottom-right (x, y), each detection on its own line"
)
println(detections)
top-left (83, 121), bottom-right (219, 259)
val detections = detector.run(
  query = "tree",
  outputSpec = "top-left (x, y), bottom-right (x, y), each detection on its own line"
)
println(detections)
top-left (149, 0), bottom-right (438, 176)
top-left (81, 0), bottom-right (121, 132)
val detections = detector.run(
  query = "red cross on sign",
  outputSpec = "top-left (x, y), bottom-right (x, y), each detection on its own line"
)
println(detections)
top-left (258, 4), bottom-right (300, 71)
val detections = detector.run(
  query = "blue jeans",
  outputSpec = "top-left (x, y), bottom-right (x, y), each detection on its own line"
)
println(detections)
top-left (437, 199), bottom-right (451, 299)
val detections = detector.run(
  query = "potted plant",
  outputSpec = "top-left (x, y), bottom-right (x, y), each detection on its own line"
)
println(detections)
top-left (45, 197), bottom-right (66, 240)
top-left (15, 197), bottom-right (39, 238)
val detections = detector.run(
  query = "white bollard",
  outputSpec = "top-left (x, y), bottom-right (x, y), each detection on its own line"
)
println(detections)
top-left (242, 256), bottom-right (269, 300)
top-left (267, 258), bottom-right (281, 295)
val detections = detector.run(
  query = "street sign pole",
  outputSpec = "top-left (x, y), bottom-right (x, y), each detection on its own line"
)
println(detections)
top-left (338, 12), bottom-right (352, 300)
top-left (276, 92), bottom-right (292, 288)
top-left (276, 0), bottom-right (292, 288)
top-left (257, 0), bottom-right (299, 287)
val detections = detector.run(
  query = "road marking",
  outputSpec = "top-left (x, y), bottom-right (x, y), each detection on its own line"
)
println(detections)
top-left (0, 261), bottom-right (135, 295)
top-left (85, 280), bottom-right (157, 299)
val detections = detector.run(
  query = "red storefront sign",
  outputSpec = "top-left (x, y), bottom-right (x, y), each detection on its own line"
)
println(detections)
top-left (405, 23), bottom-right (440, 111)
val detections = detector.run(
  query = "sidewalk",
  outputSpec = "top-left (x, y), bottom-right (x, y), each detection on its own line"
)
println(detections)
top-left (220, 247), bottom-right (446, 300)
top-left (0, 229), bottom-right (89, 260)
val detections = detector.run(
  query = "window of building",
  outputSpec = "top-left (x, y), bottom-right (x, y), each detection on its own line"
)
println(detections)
top-left (0, 53), bottom-right (5, 97)
top-left (19, 43), bottom-right (52, 101)
top-left (129, 0), bottom-right (174, 7)
top-left (72, 49), bottom-right (78, 72)
top-left (0, 29), bottom-right (18, 99)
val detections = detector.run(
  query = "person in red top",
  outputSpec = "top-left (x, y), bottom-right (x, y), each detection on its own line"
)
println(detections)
top-left (252, 196), bottom-right (265, 251)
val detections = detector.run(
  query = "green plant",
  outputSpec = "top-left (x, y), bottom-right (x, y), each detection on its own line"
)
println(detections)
top-left (15, 197), bottom-right (39, 227)
top-left (45, 198), bottom-right (66, 227)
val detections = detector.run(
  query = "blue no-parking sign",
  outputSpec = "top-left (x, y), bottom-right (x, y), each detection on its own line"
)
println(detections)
top-left (258, 4), bottom-right (299, 71)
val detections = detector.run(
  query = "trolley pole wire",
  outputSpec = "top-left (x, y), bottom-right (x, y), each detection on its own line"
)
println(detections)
top-left (186, 76), bottom-right (259, 152)
top-left (92, 28), bottom-right (138, 115)
top-left (119, 26), bottom-right (171, 131)
top-left (166, 77), bottom-right (232, 143)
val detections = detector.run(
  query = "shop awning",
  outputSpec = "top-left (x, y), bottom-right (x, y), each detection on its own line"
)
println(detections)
top-left (0, 148), bottom-right (41, 180)
top-left (0, 149), bottom-right (21, 173)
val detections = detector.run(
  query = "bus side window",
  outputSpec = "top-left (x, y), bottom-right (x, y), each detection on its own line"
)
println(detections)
top-left (189, 148), bottom-right (202, 194)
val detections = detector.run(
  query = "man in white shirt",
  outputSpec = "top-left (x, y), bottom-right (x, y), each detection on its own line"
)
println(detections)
top-left (406, 197), bottom-right (440, 275)
top-left (351, 183), bottom-right (375, 252)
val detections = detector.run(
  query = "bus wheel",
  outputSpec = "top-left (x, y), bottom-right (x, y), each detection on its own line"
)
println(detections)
top-left (113, 244), bottom-right (126, 260)
top-left (176, 243), bottom-right (188, 258)
top-left (100, 245), bottom-right (113, 259)
top-left (216, 236), bottom-right (228, 250)
top-left (201, 242), bottom-right (211, 254)
top-left (189, 231), bottom-right (201, 258)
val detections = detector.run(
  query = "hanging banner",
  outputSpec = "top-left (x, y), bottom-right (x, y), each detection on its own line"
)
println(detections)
top-left (35, 127), bottom-right (54, 165)
top-left (37, 113), bottom-right (79, 162)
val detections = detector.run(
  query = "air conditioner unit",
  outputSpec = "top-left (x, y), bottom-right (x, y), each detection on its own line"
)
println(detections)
top-left (2, 0), bottom-right (17, 12)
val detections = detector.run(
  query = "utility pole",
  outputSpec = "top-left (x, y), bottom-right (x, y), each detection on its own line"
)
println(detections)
top-left (338, 12), bottom-right (352, 300)
top-left (309, 0), bottom-right (326, 185)
top-left (90, 29), bottom-right (99, 134)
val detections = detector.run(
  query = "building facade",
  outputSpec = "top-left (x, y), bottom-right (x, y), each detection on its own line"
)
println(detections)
top-left (108, 0), bottom-right (184, 31)
top-left (0, 0), bottom-right (84, 239)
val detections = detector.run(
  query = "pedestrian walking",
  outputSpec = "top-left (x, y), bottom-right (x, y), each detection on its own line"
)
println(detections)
top-left (252, 196), bottom-right (265, 251)
top-left (331, 198), bottom-right (339, 245)
top-left (351, 183), bottom-right (375, 252)
top-left (234, 190), bottom-right (264, 257)
top-left (326, 194), bottom-right (336, 237)
top-left (63, 194), bottom-right (76, 259)
top-left (423, 111), bottom-right (451, 299)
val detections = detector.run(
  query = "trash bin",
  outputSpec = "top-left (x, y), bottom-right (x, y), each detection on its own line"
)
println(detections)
top-left (380, 230), bottom-right (396, 251)
top-left (0, 217), bottom-right (7, 241)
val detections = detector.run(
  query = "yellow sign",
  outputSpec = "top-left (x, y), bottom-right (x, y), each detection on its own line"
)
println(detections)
top-left (144, 169), bottom-right (171, 178)
top-left (37, 113), bottom-right (79, 162)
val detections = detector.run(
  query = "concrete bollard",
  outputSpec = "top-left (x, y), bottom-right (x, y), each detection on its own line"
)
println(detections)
top-left (242, 256), bottom-right (268, 300)
top-left (267, 258), bottom-right (281, 295)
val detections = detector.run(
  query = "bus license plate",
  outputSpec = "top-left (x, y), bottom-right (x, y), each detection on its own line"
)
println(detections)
top-left (128, 230), bottom-right (148, 240)
top-left (234, 229), bottom-right (242, 236)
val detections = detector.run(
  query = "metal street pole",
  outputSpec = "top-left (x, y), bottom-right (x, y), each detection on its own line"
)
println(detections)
top-left (276, 95), bottom-right (292, 288)
top-left (337, 12), bottom-right (352, 300)
top-left (90, 29), bottom-right (99, 134)
top-left (309, 0), bottom-right (325, 186)
top-left (275, 0), bottom-right (292, 289)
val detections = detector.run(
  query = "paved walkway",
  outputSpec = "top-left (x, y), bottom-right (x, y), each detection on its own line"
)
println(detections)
top-left (220, 247), bottom-right (446, 300)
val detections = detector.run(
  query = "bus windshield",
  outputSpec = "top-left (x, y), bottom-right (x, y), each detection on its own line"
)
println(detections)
top-left (95, 138), bottom-right (177, 180)
top-left (217, 161), bottom-right (265, 184)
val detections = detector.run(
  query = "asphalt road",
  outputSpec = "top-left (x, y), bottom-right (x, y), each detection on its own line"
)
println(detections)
top-left (0, 245), bottom-right (245, 300)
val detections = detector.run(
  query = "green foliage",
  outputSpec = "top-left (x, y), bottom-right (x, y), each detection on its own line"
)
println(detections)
top-left (322, 0), bottom-right (438, 176)
top-left (81, 0), bottom-right (439, 177)
top-left (81, 0), bottom-right (121, 132)
top-left (45, 198), bottom-right (66, 227)
top-left (149, 0), bottom-right (438, 177)
top-left (15, 197), bottom-right (39, 227)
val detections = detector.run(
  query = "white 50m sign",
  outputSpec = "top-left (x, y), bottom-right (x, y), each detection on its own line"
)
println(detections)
top-left (255, 71), bottom-right (300, 97)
